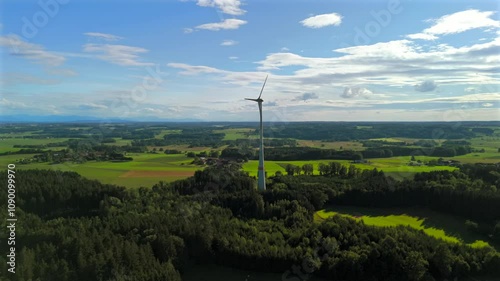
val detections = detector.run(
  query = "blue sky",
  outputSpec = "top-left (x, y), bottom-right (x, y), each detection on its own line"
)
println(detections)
top-left (0, 0), bottom-right (499, 121)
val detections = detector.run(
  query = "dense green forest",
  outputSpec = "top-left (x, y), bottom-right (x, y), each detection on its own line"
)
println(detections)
top-left (1, 164), bottom-right (499, 281)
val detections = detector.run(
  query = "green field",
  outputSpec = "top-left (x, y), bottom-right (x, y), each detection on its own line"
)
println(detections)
top-left (315, 206), bottom-right (494, 249)
top-left (0, 153), bottom-right (201, 188)
top-left (0, 137), bottom-right (69, 153)
top-left (242, 158), bottom-right (457, 178)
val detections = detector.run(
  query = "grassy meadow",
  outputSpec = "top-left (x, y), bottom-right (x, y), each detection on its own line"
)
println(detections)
top-left (0, 137), bottom-right (69, 153)
top-left (0, 153), bottom-right (201, 188)
top-left (315, 206), bottom-right (495, 249)
top-left (242, 158), bottom-right (457, 178)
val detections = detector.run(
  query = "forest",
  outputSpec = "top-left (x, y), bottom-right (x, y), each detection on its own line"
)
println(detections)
top-left (1, 163), bottom-right (499, 281)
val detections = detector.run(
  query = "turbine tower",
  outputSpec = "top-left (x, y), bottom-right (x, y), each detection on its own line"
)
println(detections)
top-left (245, 75), bottom-right (268, 191)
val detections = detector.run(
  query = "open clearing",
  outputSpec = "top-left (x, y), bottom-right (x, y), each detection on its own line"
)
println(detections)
top-left (315, 205), bottom-right (494, 249)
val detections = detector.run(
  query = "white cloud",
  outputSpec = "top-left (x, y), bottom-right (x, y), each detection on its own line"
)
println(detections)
top-left (281, 47), bottom-right (290, 51)
top-left (406, 9), bottom-right (500, 40)
top-left (196, 19), bottom-right (247, 31)
top-left (0, 34), bottom-right (65, 66)
top-left (79, 103), bottom-right (108, 110)
top-left (406, 33), bottom-right (438, 40)
top-left (229, 56), bottom-right (238, 60)
top-left (482, 103), bottom-right (494, 107)
top-left (341, 87), bottom-right (373, 99)
top-left (414, 80), bottom-right (437, 92)
top-left (293, 92), bottom-right (319, 101)
top-left (168, 63), bottom-right (225, 75)
top-left (0, 98), bottom-right (27, 109)
top-left (197, 0), bottom-right (245, 15)
top-left (144, 107), bottom-right (163, 114)
top-left (464, 87), bottom-right (476, 93)
top-left (183, 28), bottom-right (194, 34)
top-left (84, 32), bottom-right (123, 41)
top-left (221, 39), bottom-right (238, 46)
top-left (300, 13), bottom-right (342, 28)
top-left (83, 44), bottom-right (153, 66)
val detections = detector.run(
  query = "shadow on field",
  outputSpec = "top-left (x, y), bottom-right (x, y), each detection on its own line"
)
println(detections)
top-left (322, 205), bottom-right (498, 250)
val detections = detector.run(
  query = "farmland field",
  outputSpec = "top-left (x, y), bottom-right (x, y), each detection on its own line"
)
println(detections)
top-left (315, 205), bottom-right (495, 249)
top-left (242, 157), bottom-right (457, 178)
top-left (0, 153), bottom-right (201, 188)
top-left (0, 137), bottom-right (69, 153)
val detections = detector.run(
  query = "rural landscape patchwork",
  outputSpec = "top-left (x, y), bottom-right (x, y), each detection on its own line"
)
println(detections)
top-left (1, 0), bottom-right (500, 280)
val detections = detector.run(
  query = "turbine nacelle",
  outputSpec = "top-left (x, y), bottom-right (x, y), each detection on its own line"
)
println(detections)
top-left (244, 75), bottom-right (268, 102)
top-left (245, 98), bottom-right (263, 102)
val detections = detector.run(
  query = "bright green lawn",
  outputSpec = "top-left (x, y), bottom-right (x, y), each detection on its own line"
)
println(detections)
top-left (315, 206), bottom-right (494, 249)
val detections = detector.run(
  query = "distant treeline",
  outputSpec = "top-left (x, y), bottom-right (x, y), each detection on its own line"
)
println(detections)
top-left (252, 145), bottom-right (472, 161)
top-left (265, 122), bottom-right (483, 140)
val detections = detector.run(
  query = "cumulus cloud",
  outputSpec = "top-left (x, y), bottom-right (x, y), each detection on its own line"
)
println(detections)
top-left (293, 92), bottom-right (319, 101)
top-left (84, 32), bottom-right (123, 41)
top-left (0, 34), bottom-right (65, 66)
top-left (300, 13), bottom-right (342, 28)
top-left (414, 80), bottom-right (437, 92)
top-left (341, 87), bottom-right (373, 99)
top-left (83, 44), bottom-right (153, 66)
top-left (407, 9), bottom-right (500, 40)
top-left (221, 39), bottom-right (238, 46)
top-left (196, 19), bottom-right (247, 31)
top-left (197, 0), bottom-right (245, 15)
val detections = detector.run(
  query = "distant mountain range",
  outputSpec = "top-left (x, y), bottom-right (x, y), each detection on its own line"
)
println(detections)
top-left (0, 115), bottom-right (202, 123)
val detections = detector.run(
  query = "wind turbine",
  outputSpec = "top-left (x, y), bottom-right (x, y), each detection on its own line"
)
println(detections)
top-left (245, 75), bottom-right (268, 191)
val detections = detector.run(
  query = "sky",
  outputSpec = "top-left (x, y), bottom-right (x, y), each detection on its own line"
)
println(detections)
top-left (0, 0), bottom-right (499, 122)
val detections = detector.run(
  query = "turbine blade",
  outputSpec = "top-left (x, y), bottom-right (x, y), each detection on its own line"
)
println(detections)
top-left (245, 98), bottom-right (259, 101)
top-left (257, 75), bottom-right (268, 100)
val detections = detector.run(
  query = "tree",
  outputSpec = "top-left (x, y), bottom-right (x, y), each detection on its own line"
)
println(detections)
top-left (404, 251), bottom-right (428, 281)
top-left (302, 164), bottom-right (314, 175)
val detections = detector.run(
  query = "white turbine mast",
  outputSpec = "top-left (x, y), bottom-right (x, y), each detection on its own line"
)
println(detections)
top-left (245, 75), bottom-right (268, 191)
